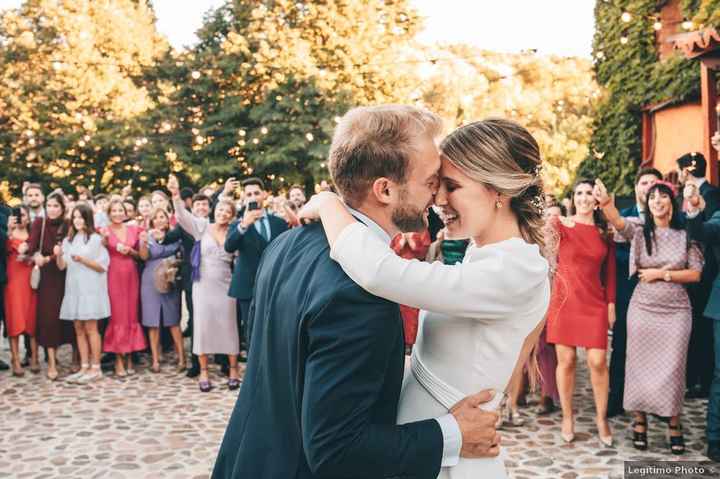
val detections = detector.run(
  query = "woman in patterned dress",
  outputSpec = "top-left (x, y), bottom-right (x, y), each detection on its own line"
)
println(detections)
top-left (596, 180), bottom-right (702, 455)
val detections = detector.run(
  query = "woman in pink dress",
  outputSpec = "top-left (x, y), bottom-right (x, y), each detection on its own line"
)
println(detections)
top-left (101, 199), bottom-right (148, 376)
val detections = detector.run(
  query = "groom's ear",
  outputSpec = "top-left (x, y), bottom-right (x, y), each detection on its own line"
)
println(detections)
top-left (370, 177), bottom-right (396, 206)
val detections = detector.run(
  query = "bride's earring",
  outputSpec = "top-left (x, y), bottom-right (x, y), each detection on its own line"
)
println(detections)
top-left (495, 199), bottom-right (503, 209)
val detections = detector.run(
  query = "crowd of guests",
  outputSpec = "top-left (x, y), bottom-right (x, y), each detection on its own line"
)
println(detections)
top-left (3, 152), bottom-right (720, 460)
top-left (0, 178), bottom-right (307, 390)
top-left (523, 153), bottom-right (720, 460)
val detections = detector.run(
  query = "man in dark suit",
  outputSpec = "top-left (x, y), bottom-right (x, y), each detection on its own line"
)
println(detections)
top-left (0, 202), bottom-right (11, 371)
top-left (225, 177), bottom-right (289, 360)
top-left (685, 193), bottom-right (720, 461)
top-left (607, 167), bottom-right (662, 417)
top-left (213, 105), bottom-right (499, 479)
top-left (678, 152), bottom-right (720, 398)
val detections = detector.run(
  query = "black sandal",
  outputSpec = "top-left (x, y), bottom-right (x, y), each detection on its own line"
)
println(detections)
top-left (632, 420), bottom-right (648, 450)
top-left (667, 423), bottom-right (685, 455)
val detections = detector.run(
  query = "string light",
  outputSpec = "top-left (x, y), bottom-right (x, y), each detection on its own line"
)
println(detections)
top-left (682, 18), bottom-right (694, 30)
top-left (620, 35), bottom-right (629, 45)
top-left (191, 70), bottom-right (201, 79)
top-left (653, 20), bottom-right (662, 31)
top-left (621, 12), bottom-right (632, 23)
top-left (305, 133), bottom-right (314, 141)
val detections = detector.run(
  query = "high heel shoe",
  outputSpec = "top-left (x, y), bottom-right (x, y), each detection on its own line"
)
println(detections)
top-left (227, 366), bottom-right (241, 391)
top-left (596, 418), bottom-right (613, 447)
top-left (667, 423), bottom-right (685, 455)
top-left (632, 420), bottom-right (648, 451)
top-left (199, 369), bottom-right (212, 392)
top-left (46, 368), bottom-right (58, 381)
top-left (561, 416), bottom-right (575, 443)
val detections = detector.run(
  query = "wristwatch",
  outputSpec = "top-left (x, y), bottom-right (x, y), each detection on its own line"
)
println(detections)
top-left (664, 271), bottom-right (672, 282)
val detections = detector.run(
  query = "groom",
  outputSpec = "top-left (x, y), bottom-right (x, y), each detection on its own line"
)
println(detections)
top-left (212, 105), bottom-right (500, 479)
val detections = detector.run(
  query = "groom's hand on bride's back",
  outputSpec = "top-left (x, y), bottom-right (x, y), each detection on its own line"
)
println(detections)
top-left (450, 389), bottom-right (501, 458)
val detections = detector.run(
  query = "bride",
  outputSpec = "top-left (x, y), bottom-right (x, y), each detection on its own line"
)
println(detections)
top-left (300, 118), bottom-right (552, 478)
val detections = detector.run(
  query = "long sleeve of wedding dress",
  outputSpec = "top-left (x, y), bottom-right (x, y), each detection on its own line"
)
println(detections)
top-left (330, 222), bottom-right (549, 320)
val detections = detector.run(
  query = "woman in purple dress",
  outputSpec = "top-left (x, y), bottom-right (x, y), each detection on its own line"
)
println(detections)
top-left (140, 208), bottom-right (185, 373)
top-left (597, 180), bottom-right (703, 455)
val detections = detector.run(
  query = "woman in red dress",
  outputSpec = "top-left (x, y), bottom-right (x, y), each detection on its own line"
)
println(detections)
top-left (546, 179), bottom-right (616, 446)
top-left (5, 205), bottom-right (38, 376)
top-left (101, 199), bottom-right (148, 376)
top-left (29, 193), bottom-right (74, 380)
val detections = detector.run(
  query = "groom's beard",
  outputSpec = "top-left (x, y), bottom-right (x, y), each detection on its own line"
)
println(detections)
top-left (391, 204), bottom-right (427, 233)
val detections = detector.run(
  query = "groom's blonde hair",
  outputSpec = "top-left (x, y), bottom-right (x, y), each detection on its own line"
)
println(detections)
top-left (328, 105), bottom-right (443, 207)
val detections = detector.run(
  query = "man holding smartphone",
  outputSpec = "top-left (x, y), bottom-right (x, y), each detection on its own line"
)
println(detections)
top-left (224, 178), bottom-right (288, 361)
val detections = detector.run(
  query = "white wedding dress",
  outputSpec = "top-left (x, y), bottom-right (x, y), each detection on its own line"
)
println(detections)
top-left (330, 223), bottom-right (551, 479)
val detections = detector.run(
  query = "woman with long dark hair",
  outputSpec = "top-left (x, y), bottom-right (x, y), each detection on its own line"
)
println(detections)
top-left (546, 179), bottom-right (616, 447)
top-left (29, 192), bottom-right (73, 380)
top-left (57, 203), bottom-right (111, 383)
top-left (596, 180), bottom-right (702, 455)
top-left (5, 205), bottom-right (38, 376)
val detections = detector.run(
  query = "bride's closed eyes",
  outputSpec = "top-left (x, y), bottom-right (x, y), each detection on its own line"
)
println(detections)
top-left (441, 177), bottom-right (461, 193)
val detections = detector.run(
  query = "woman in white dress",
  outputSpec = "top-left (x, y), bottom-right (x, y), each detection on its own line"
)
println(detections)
top-left (301, 119), bottom-right (552, 479)
top-left (57, 203), bottom-right (111, 383)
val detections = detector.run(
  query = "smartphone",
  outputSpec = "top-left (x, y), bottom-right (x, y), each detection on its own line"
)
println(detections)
top-left (11, 207), bottom-right (21, 223)
top-left (247, 201), bottom-right (260, 211)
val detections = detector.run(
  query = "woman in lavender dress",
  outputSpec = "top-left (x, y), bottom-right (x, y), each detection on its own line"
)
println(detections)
top-left (597, 180), bottom-right (703, 455)
top-left (167, 175), bottom-right (240, 392)
top-left (140, 208), bottom-right (185, 373)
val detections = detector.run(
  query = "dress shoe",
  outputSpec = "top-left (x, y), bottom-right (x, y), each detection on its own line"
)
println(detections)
top-left (707, 441), bottom-right (720, 462)
top-left (186, 365), bottom-right (200, 378)
top-left (0, 359), bottom-right (10, 371)
top-left (686, 384), bottom-right (707, 399)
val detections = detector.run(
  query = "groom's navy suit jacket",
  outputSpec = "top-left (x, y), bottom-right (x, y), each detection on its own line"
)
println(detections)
top-left (212, 222), bottom-right (443, 479)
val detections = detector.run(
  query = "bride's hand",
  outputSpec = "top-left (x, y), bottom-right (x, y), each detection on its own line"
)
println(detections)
top-left (297, 192), bottom-right (342, 224)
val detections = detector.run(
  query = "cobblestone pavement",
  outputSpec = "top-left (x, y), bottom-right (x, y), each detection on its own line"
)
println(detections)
top-left (0, 343), bottom-right (714, 479)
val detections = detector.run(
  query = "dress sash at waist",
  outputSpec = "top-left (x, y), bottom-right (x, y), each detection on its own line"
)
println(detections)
top-left (411, 353), bottom-right (465, 411)
top-left (412, 353), bottom-right (507, 412)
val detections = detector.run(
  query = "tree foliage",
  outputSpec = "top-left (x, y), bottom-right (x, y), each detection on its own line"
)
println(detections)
top-left (0, 0), bottom-right (600, 198)
top-left (577, 0), bottom-right (707, 195)
top-left (0, 0), bottom-right (169, 194)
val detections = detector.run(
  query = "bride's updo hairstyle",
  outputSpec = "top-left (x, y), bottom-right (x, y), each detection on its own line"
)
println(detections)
top-left (439, 118), bottom-right (548, 257)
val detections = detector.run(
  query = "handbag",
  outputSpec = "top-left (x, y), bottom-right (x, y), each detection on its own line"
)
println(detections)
top-left (30, 215), bottom-right (46, 290)
top-left (154, 253), bottom-right (182, 294)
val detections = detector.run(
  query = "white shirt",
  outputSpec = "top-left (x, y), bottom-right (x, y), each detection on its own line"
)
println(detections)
top-left (346, 207), bottom-right (463, 467)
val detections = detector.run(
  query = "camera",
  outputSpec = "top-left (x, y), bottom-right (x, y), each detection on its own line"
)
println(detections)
top-left (247, 201), bottom-right (260, 211)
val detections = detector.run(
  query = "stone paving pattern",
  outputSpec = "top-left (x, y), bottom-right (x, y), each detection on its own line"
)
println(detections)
top-left (0, 344), bottom-right (714, 478)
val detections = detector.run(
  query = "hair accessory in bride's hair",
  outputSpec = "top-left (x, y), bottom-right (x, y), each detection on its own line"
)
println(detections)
top-left (530, 193), bottom-right (545, 214)
top-left (533, 164), bottom-right (543, 178)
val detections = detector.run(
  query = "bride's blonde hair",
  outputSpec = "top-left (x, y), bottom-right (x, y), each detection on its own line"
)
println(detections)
top-left (440, 118), bottom-right (557, 393)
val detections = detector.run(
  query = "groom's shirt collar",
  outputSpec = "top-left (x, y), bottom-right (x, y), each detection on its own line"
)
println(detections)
top-left (346, 207), bottom-right (392, 245)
